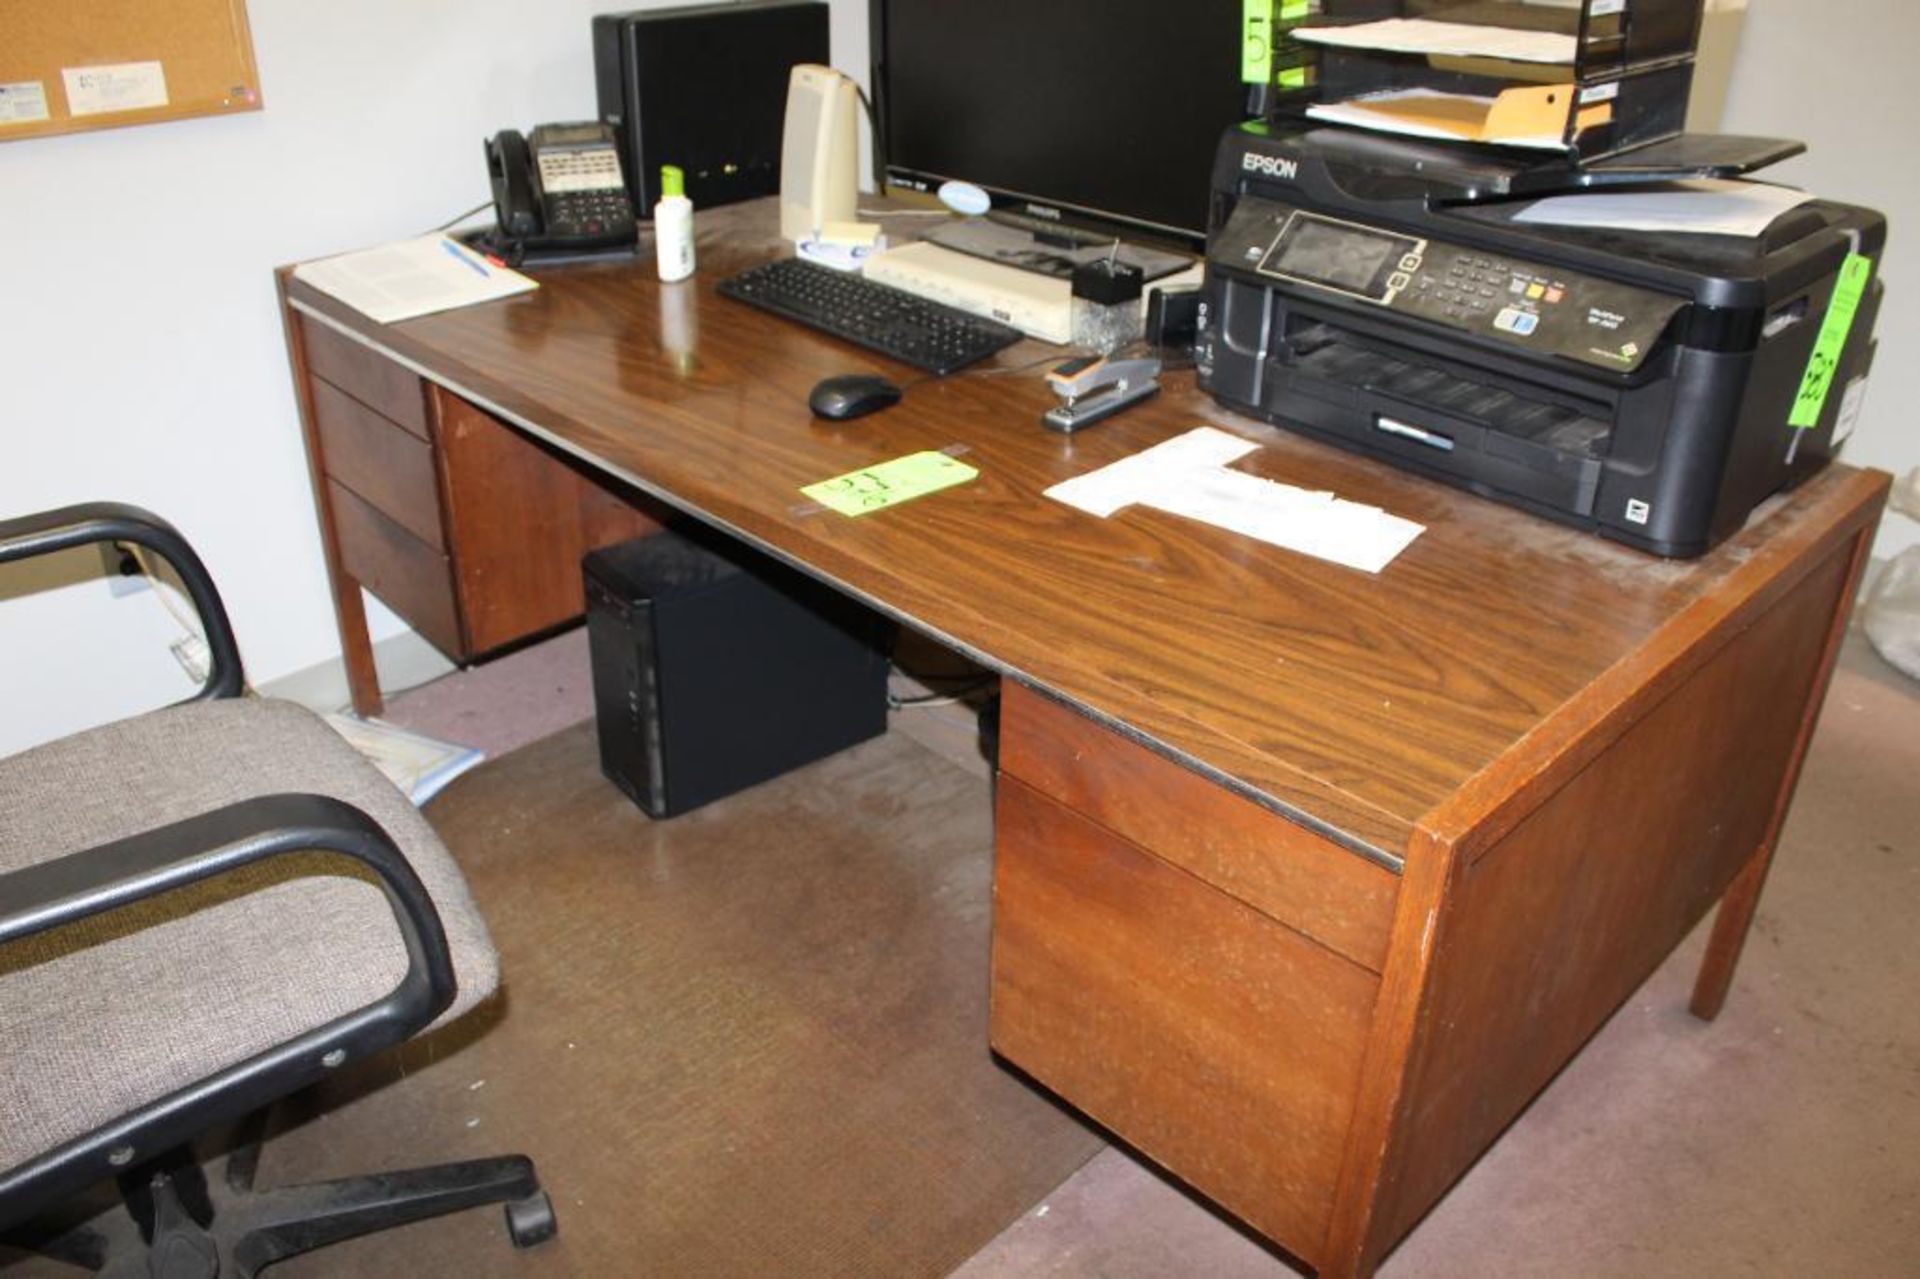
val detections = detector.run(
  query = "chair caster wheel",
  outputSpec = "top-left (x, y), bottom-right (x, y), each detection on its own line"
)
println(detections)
top-left (505, 1190), bottom-right (558, 1248)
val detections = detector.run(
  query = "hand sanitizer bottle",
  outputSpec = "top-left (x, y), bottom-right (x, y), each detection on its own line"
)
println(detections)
top-left (655, 164), bottom-right (695, 283)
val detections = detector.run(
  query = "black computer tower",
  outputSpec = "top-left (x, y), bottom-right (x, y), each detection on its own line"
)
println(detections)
top-left (584, 529), bottom-right (889, 818)
top-left (592, 1), bottom-right (829, 215)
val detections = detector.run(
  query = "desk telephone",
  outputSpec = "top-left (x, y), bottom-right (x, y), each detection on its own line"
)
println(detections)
top-left (485, 123), bottom-right (639, 258)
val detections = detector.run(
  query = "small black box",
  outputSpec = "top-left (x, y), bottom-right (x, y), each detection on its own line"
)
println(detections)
top-left (1070, 257), bottom-right (1146, 306)
top-left (584, 529), bottom-right (889, 818)
top-left (593, 1), bottom-right (829, 215)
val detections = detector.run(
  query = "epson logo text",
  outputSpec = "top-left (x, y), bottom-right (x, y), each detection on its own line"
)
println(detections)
top-left (1241, 153), bottom-right (1299, 181)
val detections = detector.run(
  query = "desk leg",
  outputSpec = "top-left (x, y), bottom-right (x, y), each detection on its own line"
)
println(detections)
top-left (1690, 847), bottom-right (1771, 1021)
top-left (276, 276), bottom-right (385, 719)
top-left (334, 573), bottom-right (384, 718)
top-left (1690, 523), bottom-right (1873, 1022)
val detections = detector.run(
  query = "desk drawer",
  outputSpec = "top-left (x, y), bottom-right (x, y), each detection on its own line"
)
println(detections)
top-left (329, 479), bottom-right (463, 658)
top-left (312, 380), bottom-right (444, 550)
top-left (434, 387), bottom-right (663, 655)
top-left (991, 777), bottom-right (1376, 1264)
top-left (299, 314), bottom-right (432, 440)
top-left (998, 684), bottom-right (1397, 972)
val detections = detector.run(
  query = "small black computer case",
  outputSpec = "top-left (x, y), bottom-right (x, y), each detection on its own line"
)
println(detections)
top-left (584, 529), bottom-right (890, 819)
top-left (593, 0), bottom-right (829, 215)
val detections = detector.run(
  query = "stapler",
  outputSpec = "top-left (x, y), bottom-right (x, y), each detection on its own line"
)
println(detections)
top-left (1042, 355), bottom-right (1162, 433)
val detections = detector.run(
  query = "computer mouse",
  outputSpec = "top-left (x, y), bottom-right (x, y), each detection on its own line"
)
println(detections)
top-left (809, 374), bottom-right (903, 421)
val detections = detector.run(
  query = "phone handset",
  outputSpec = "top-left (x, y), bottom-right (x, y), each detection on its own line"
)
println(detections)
top-left (486, 130), bottom-right (541, 239)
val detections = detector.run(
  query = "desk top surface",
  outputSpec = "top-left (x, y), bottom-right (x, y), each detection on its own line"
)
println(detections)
top-left (284, 202), bottom-right (1884, 866)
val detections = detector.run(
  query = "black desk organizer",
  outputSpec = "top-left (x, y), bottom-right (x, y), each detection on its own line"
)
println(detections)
top-left (1248, 0), bottom-right (1800, 200)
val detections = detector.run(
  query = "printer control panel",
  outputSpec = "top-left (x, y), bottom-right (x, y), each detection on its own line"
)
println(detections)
top-left (1214, 197), bottom-right (1683, 375)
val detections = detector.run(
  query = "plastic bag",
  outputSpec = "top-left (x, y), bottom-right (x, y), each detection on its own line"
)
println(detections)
top-left (1861, 468), bottom-right (1920, 681)
top-left (1863, 547), bottom-right (1920, 680)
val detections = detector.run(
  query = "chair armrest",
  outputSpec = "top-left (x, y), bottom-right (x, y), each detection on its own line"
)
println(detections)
top-left (0, 793), bottom-right (458, 1227)
top-left (0, 501), bottom-right (244, 701)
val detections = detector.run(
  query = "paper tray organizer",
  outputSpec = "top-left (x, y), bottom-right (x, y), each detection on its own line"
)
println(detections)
top-left (1245, 0), bottom-right (1707, 166)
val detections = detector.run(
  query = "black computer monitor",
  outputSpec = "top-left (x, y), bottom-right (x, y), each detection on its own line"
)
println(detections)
top-left (869, 0), bottom-right (1250, 250)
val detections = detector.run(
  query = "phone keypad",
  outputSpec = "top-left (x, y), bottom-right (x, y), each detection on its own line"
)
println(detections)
top-left (548, 190), bottom-right (635, 238)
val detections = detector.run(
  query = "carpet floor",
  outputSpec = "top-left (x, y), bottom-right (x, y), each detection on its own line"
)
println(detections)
top-left (257, 722), bottom-right (1101, 1276)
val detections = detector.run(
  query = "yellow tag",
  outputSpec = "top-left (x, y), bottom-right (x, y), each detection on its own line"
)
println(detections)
top-left (801, 451), bottom-right (978, 516)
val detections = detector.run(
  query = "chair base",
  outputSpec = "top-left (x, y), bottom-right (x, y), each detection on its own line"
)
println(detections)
top-left (2, 1112), bottom-right (555, 1277)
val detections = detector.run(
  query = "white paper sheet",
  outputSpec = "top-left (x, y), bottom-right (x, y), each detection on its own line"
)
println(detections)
top-left (293, 235), bottom-right (537, 325)
top-left (1043, 426), bottom-right (1258, 517)
top-left (1291, 18), bottom-right (1578, 65)
top-left (62, 61), bottom-right (169, 116)
top-left (1511, 181), bottom-right (1816, 237)
top-left (1044, 427), bottom-right (1424, 574)
top-left (0, 81), bottom-right (50, 125)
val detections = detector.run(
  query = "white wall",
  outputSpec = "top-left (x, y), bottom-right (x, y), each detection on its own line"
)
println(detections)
top-left (1718, 0), bottom-right (1919, 559)
top-left (0, 2), bottom-right (1906, 760)
top-left (0, 0), bottom-right (869, 758)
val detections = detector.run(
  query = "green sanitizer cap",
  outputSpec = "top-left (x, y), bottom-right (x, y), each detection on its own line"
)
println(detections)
top-left (661, 165), bottom-right (685, 198)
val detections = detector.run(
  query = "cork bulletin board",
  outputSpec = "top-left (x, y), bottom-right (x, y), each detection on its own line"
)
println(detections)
top-left (0, 0), bottom-right (262, 143)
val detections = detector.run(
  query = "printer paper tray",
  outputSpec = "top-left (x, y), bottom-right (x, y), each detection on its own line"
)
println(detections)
top-left (1275, 325), bottom-right (1613, 517)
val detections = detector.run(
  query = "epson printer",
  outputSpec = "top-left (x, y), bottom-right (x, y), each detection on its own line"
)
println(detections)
top-left (1197, 125), bottom-right (1884, 558)
top-left (1199, 0), bottom-right (1886, 559)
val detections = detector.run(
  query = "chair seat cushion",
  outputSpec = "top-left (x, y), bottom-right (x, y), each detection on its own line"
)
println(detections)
top-left (0, 699), bottom-right (498, 1173)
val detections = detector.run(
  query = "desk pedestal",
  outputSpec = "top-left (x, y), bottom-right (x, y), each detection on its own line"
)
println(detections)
top-left (991, 522), bottom-right (1867, 1276)
top-left (280, 299), bottom-right (661, 713)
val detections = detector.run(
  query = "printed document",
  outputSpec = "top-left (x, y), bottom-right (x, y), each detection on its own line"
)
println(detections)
top-left (294, 235), bottom-right (536, 325)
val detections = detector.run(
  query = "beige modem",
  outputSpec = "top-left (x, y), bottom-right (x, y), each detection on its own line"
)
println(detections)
top-left (863, 241), bottom-right (1074, 344)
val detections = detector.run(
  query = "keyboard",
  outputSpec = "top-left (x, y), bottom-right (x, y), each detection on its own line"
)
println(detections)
top-left (717, 257), bottom-right (1024, 376)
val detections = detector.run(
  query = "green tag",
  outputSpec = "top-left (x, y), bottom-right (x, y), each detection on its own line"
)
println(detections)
top-left (802, 451), bottom-right (978, 516)
top-left (1269, 3), bottom-right (1312, 88)
top-left (1789, 252), bottom-right (1872, 429)
top-left (1242, 0), bottom-right (1274, 85)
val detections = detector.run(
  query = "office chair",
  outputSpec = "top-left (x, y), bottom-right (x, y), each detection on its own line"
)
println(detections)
top-left (0, 503), bottom-right (555, 1276)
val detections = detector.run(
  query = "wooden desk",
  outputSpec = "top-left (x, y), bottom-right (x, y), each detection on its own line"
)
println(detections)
top-left (278, 203), bottom-right (1887, 1277)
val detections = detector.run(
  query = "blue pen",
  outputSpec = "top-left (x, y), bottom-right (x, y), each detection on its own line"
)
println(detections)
top-left (441, 238), bottom-right (491, 279)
